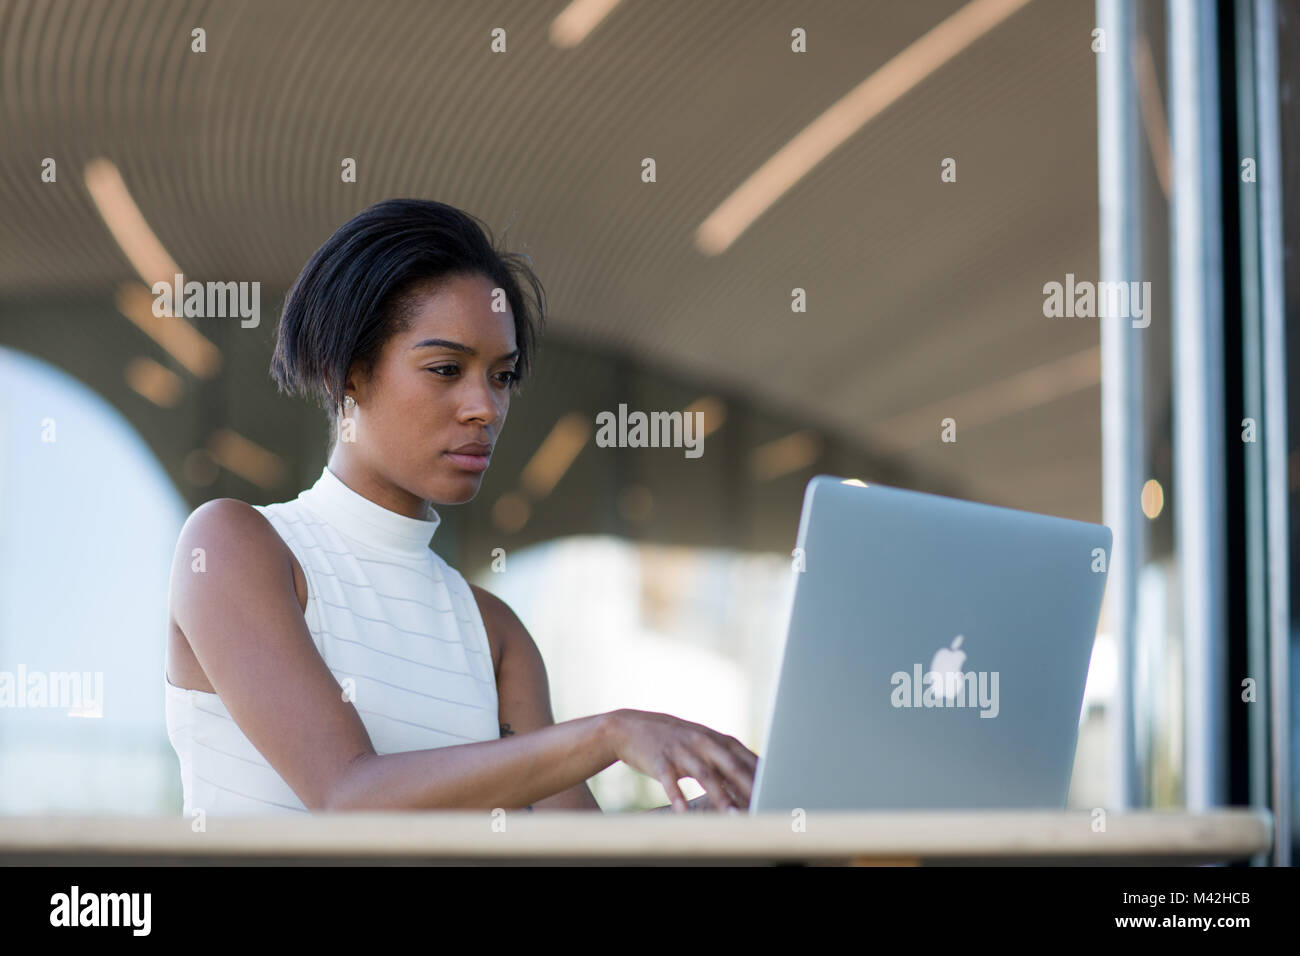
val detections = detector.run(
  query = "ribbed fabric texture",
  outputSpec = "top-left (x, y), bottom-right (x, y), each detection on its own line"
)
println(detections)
top-left (165, 465), bottom-right (500, 815)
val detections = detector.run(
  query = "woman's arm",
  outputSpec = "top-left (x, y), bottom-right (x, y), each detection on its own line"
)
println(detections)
top-left (471, 584), bottom-right (602, 811)
top-left (499, 720), bottom-right (602, 811)
top-left (469, 585), bottom-right (756, 814)
top-left (326, 715), bottom-right (615, 811)
top-left (170, 499), bottom-right (619, 811)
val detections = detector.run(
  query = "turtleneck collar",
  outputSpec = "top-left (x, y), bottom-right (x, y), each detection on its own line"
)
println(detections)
top-left (296, 465), bottom-right (440, 558)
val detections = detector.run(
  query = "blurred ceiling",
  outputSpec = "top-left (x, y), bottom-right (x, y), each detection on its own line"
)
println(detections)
top-left (0, 0), bottom-right (1105, 553)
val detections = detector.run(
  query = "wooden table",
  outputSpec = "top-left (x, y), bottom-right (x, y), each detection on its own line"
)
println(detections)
top-left (0, 808), bottom-right (1272, 865)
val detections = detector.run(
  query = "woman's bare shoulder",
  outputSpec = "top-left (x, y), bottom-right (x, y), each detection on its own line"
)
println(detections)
top-left (167, 499), bottom-right (304, 692)
top-left (175, 498), bottom-right (288, 562)
top-left (170, 498), bottom-right (306, 612)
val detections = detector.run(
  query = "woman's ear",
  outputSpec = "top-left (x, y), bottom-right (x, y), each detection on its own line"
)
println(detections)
top-left (323, 364), bottom-right (359, 413)
top-left (339, 359), bottom-right (368, 408)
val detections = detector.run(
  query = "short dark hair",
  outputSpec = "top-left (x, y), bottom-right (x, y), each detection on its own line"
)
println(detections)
top-left (270, 198), bottom-right (546, 422)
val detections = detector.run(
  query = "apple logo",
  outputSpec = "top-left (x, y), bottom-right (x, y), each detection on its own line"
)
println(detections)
top-left (928, 635), bottom-right (967, 701)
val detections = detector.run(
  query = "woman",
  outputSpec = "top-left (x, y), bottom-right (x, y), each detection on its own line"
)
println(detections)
top-left (164, 198), bottom-right (758, 815)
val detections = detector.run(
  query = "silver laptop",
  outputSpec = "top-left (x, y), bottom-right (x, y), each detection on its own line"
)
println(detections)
top-left (750, 475), bottom-right (1112, 812)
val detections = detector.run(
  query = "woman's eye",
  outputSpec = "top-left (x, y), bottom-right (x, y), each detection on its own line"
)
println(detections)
top-left (428, 366), bottom-right (517, 385)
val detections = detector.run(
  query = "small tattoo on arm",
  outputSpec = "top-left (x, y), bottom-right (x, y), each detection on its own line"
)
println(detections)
top-left (499, 723), bottom-right (531, 809)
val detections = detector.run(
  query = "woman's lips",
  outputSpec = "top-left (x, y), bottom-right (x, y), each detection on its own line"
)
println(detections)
top-left (444, 451), bottom-right (490, 472)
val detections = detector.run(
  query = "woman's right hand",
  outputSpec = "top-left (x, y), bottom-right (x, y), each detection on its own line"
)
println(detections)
top-left (606, 709), bottom-right (759, 813)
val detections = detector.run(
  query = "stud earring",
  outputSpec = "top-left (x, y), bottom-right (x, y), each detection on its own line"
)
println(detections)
top-left (344, 396), bottom-right (356, 410)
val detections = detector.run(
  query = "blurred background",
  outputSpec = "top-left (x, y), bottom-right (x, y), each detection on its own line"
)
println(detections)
top-left (0, 0), bottom-right (1294, 863)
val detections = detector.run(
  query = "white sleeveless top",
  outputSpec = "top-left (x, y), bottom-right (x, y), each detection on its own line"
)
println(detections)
top-left (165, 464), bottom-right (500, 815)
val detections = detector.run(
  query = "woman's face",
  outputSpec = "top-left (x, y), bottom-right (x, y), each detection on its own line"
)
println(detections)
top-left (340, 272), bottom-right (518, 510)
